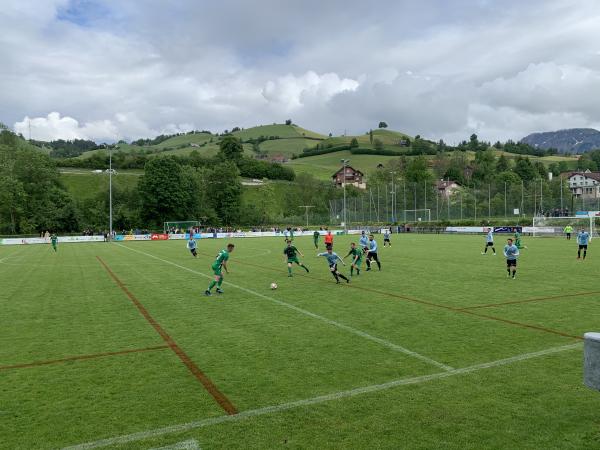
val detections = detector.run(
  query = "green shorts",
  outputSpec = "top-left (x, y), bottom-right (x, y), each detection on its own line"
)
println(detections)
top-left (287, 257), bottom-right (300, 264)
top-left (211, 265), bottom-right (223, 276)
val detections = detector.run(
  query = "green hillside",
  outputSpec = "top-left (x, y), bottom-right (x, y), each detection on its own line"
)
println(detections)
top-left (233, 124), bottom-right (326, 140)
top-left (288, 150), bottom-right (402, 180)
top-left (60, 169), bottom-right (141, 199)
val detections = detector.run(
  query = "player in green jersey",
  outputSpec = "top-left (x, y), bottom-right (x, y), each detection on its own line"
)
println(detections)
top-left (50, 234), bottom-right (58, 252)
top-left (283, 240), bottom-right (309, 276)
top-left (344, 242), bottom-right (362, 276)
top-left (205, 243), bottom-right (234, 296)
top-left (313, 230), bottom-right (320, 249)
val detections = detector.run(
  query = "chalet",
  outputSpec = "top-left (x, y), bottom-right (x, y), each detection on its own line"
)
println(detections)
top-left (332, 165), bottom-right (366, 189)
top-left (562, 170), bottom-right (600, 198)
top-left (270, 154), bottom-right (288, 163)
top-left (437, 180), bottom-right (461, 198)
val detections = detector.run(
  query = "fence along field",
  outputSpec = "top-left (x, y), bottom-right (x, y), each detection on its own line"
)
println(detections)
top-left (0, 233), bottom-right (599, 449)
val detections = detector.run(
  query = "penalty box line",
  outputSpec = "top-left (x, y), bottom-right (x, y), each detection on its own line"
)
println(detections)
top-left (96, 256), bottom-right (238, 416)
top-left (458, 290), bottom-right (600, 310)
top-left (218, 254), bottom-right (583, 341)
top-left (114, 243), bottom-right (454, 372)
top-left (62, 342), bottom-right (581, 450)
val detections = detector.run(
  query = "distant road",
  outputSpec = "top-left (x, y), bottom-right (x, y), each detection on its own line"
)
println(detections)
top-left (58, 169), bottom-right (142, 176)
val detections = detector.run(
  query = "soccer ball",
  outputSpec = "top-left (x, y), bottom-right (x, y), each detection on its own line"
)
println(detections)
top-left (270, 282), bottom-right (278, 290)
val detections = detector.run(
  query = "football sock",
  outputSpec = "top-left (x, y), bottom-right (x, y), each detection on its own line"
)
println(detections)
top-left (208, 281), bottom-right (216, 291)
top-left (288, 266), bottom-right (292, 274)
top-left (350, 266), bottom-right (354, 275)
top-left (217, 278), bottom-right (223, 287)
top-left (376, 261), bottom-right (381, 270)
top-left (338, 273), bottom-right (349, 281)
top-left (302, 264), bottom-right (309, 272)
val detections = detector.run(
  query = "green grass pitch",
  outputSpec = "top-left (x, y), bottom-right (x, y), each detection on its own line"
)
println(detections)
top-left (1, 234), bottom-right (599, 449)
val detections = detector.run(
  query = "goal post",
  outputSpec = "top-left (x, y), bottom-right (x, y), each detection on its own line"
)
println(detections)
top-left (403, 209), bottom-right (431, 222)
top-left (163, 221), bottom-right (200, 234)
top-left (531, 216), bottom-right (595, 239)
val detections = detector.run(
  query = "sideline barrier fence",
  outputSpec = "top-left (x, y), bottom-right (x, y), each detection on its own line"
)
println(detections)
top-left (1, 226), bottom-right (565, 246)
top-left (0, 230), bottom-right (348, 245)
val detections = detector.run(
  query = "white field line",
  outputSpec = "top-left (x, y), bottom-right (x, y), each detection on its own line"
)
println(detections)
top-left (0, 248), bottom-right (24, 263)
top-left (114, 243), bottom-right (453, 372)
top-left (149, 439), bottom-right (200, 450)
top-left (62, 342), bottom-right (581, 450)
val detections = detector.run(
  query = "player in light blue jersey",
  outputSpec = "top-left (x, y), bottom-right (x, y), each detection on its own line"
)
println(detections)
top-left (187, 237), bottom-right (198, 257)
top-left (366, 234), bottom-right (381, 271)
top-left (359, 231), bottom-right (369, 254)
top-left (317, 248), bottom-right (350, 284)
top-left (481, 228), bottom-right (496, 255)
top-left (503, 238), bottom-right (520, 279)
top-left (577, 228), bottom-right (590, 260)
top-left (383, 229), bottom-right (391, 247)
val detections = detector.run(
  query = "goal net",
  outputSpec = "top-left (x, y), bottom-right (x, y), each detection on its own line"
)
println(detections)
top-left (164, 221), bottom-right (200, 234)
top-left (403, 209), bottom-right (431, 222)
top-left (531, 216), bottom-right (596, 239)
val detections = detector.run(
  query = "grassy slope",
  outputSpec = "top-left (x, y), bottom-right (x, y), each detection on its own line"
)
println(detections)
top-left (233, 124), bottom-right (326, 140)
top-left (1, 235), bottom-right (598, 449)
top-left (288, 150), bottom-right (400, 180)
top-left (60, 170), bottom-right (141, 199)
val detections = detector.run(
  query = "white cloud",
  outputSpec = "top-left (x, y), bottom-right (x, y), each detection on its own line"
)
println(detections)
top-left (262, 71), bottom-right (359, 110)
top-left (2, 0), bottom-right (600, 143)
top-left (14, 112), bottom-right (118, 141)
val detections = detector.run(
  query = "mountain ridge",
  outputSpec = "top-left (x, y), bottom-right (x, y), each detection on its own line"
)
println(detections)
top-left (520, 128), bottom-right (600, 154)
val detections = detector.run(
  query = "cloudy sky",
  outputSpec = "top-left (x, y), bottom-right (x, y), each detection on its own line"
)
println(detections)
top-left (2, 0), bottom-right (600, 144)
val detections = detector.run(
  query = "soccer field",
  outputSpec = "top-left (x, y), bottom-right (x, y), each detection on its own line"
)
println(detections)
top-left (1, 234), bottom-right (599, 449)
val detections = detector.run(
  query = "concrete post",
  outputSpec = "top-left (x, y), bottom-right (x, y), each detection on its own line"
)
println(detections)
top-left (584, 332), bottom-right (600, 391)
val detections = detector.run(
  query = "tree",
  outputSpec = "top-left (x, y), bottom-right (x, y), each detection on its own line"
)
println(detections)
top-left (206, 161), bottom-right (242, 225)
top-left (285, 119), bottom-right (292, 125)
top-left (405, 156), bottom-right (432, 183)
top-left (350, 138), bottom-right (359, 148)
top-left (373, 138), bottom-right (384, 150)
top-left (138, 157), bottom-right (192, 225)
top-left (513, 156), bottom-right (538, 181)
top-left (496, 154), bottom-right (510, 172)
top-left (557, 161), bottom-right (569, 174)
top-left (534, 161), bottom-right (548, 178)
top-left (468, 133), bottom-right (480, 152)
top-left (218, 136), bottom-right (244, 162)
top-left (472, 149), bottom-right (496, 182)
top-left (378, 122), bottom-right (388, 129)
top-left (369, 129), bottom-right (373, 144)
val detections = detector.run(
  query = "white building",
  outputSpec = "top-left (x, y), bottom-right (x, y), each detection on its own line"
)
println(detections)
top-left (563, 170), bottom-right (600, 198)
top-left (436, 180), bottom-right (461, 198)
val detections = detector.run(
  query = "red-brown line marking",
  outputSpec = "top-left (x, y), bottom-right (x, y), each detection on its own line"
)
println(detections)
top-left (0, 345), bottom-right (169, 371)
top-left (458, 290), bottom-right (600, 310)
top-left (209, 252), bottom-right (583, 341)
top-left (96, 256), bottom-right (238, 415)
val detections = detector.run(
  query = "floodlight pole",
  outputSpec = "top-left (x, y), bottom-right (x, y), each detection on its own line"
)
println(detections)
top-left (390, 171), bottom-right (397, 223)
top-left (109, 145), bottom-right (113, 240)
top-left (299, 205), bottom-right (314, 227)
top-left (341, 159), bottom-right (349, 233)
